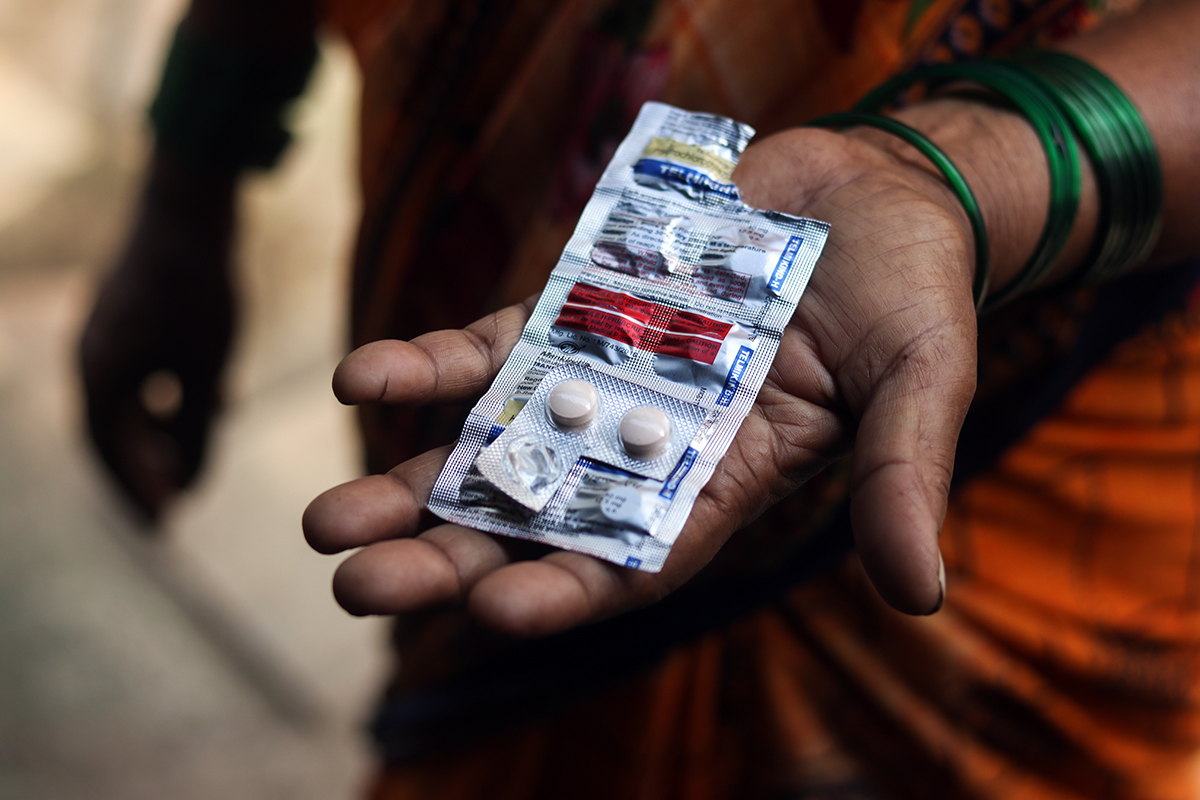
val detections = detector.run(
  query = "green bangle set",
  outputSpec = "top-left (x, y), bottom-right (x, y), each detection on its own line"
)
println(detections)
top-left (855, 61), bottom-right (1082, 310)
top-left (805, 112), bottom-right (992, 310)
top-left (1011, 51), bottom-right (1163, 283)
top-left (829, 52), bottom-right (1162, 311)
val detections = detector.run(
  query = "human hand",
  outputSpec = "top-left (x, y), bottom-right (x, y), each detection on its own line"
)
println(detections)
top-left (304, 123), bottom-right (984, 635)
top-left (79, 155), bottom-right (237, 523)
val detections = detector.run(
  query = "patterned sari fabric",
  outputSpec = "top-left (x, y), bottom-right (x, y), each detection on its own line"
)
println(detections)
top-left (320, 0), bottom-right (1200, 796)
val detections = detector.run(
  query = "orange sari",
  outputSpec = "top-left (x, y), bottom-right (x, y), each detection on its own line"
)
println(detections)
top-left (320, 0), bottom-right (1200, 796)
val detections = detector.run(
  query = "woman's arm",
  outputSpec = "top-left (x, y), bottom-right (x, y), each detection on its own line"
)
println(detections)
top-left (836, 0), bottom-right (1200, 297)
top-left (304, 0), bottom-right (1200, 633)
top-left (79, 0), bottom-right (318, 521)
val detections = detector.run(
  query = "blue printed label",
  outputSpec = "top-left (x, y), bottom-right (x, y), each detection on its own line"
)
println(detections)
top-left (624, 556), bottom-right (643, 569)
top-left (633, 159), bottom-right (740, 200)
top-left (660, 447), bottom-right (699, 500)
top-left (768, 235), bottom-right (804, 293)
top-left (716, 346), bottom-right (754, 407)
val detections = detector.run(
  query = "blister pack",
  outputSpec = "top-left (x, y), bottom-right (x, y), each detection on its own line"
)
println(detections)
top-left (427, 102), bottom-right (829, 572)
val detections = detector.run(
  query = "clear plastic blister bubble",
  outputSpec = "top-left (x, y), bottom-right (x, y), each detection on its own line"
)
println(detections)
top-left (428, 102), bottom-right (829, 573)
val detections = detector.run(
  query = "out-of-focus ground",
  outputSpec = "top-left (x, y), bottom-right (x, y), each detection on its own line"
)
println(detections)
top-left (0, 1), bottom-right (390, 798)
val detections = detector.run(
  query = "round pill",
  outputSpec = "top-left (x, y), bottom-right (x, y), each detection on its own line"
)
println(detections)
top-left (547, 379), bottom-right (599, 429)
top-left (619, 406), bottom-right (671, 459)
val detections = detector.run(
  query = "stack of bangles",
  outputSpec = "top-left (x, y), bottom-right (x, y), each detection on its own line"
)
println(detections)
top-left (807, 51), bottom-right (1163, 313)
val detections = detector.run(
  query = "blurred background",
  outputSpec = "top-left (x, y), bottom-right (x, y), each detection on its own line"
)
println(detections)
top-left (0, 1), bottom-right (390, 798)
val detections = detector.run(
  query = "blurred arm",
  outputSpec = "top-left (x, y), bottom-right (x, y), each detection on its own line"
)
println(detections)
top-left (79, 0), bottom-right (319, 522)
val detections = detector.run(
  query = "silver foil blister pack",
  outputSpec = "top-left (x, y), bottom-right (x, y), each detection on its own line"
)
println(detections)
top-left (428, 102), bottom-right (829, 572)
top-left (474, 362), bottom-right (708, 513)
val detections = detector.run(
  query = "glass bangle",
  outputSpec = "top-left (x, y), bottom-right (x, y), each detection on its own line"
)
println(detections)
top-left (854, 62), bottom-right (1081, 310)
top-left (806, 112), bottom-right (992, 310)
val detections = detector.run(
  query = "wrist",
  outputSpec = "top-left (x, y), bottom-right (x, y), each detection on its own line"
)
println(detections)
top-left (121, 147), bottom-right (237, 286)
top-left (847, 96), bottom-right (1099, 301)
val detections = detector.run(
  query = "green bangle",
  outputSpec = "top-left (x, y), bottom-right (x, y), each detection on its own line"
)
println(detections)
top-left (806, 112), bottom-right (991, 310)
top-left (149, 22), bottom-right (319, 170)
top-left (854, 62), bottom-right (1082, 310)
top-left (1010, 52), bottom-right (1163, 283)
top-left (1015, 57), bottom-right (1133, 279)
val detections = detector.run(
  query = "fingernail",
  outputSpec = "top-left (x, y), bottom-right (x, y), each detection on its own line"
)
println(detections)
top-left (925, 552), bottom-right (946, 615)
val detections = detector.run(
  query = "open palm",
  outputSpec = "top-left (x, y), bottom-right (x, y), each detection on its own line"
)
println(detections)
top-left (303, 126), bottom-right (979, 635)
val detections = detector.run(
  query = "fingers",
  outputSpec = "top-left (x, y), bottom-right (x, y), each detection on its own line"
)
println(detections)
top-left (85, 394), bottom-right (186, 523)
top-left (457, 492), bottom-right (754, 637)
top-left (849, 326), bottom-right (975, 615)
top-left (319, 295), bottom-right (682, 633)
top-left (333, 301), bottom-right (532, 406)
top-left (305, 444), bottom-right (521, 617)
top-left (303, 445), bottom-right (452, 553)
top-left (333, 526), bottom-right (514, 616)
top-left (307, 441), bottom-right (698, 634)
top-left (309, 447), bottom-right (670, 632)
top-left (80, 343), bottom-right (224, 524)
top-left (467, 553), bottom-right (658, 637)
top-left (334, 541), bottom-right (671, 636)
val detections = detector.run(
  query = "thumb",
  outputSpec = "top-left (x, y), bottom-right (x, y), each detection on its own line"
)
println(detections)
top-left (848, 331), bottom-right (975, 615)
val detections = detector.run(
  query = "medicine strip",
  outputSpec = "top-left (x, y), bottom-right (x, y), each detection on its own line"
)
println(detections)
top-left (428, 102), bottom-right (829, 572)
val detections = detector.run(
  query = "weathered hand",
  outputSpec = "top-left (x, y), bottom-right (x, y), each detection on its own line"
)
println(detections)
top-left (303, 125), bottom-right (979, 635)
top-left (79, 157), bottom-right (237, 523)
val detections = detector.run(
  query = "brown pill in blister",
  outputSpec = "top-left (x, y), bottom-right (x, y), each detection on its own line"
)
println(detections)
top-left (547, 379), bottom-right (600, 429)
top-left (619, 406), bottom-right (671, 458)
